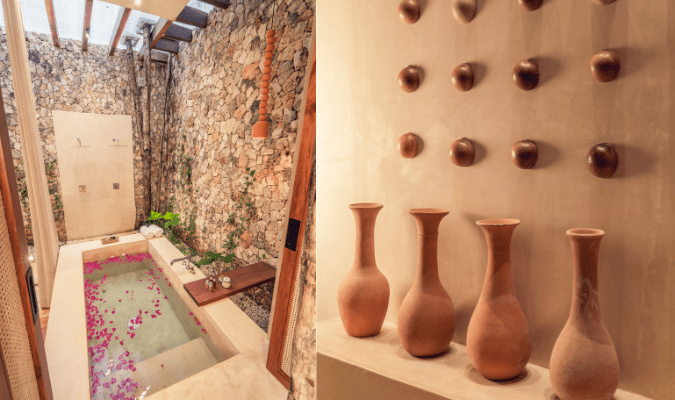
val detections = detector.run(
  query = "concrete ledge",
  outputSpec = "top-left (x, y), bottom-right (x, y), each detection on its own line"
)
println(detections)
top-left (317, 318), bottom-right (653, 400)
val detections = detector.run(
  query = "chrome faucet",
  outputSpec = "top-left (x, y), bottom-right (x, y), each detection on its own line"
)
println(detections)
top-left (170, 255), bottom-right (196, 274)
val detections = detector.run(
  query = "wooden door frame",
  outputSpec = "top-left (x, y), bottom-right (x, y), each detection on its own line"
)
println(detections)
top-left (0, 82), bottom-right (53, 399)
top-left (266, 41), bottom-right (316, 389)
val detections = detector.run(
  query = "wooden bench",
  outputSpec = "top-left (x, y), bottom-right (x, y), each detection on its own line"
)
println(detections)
top-left (183, 261), bottom-right (276, 306)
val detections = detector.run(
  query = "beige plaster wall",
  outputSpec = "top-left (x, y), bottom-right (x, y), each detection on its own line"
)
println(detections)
top-left (317, 1), bottom-right (675, 399)
top-left (52, 111), bottom-right (135, 240)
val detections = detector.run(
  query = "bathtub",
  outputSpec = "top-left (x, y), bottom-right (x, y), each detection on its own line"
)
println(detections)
top-left (45, 233), bottom-right (287, 399)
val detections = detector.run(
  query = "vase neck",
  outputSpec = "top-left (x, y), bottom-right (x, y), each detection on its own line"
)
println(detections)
top-left (410, 210), bottom-right (448, 286)
top-left (352, 207), bottom-right (381, 269)
top-left (480, 224), bottom-right (517, 298)
top-left (416, 232), bottom-right (440, 284)
top-left (569, 235), bottom-right (602, 321)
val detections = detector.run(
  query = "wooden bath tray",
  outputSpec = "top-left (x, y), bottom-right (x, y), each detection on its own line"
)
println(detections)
top-left (184, 261), bottom-right (276, 306)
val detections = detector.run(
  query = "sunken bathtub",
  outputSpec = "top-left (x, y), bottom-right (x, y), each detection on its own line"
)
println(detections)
top-left (45, 234), bottom-right (287, 400)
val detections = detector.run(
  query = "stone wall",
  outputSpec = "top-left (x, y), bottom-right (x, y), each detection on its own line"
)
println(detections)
top-left (165, 0), bottom-right (314, 313)
top-left (0, 27), bottom-right (166, 243)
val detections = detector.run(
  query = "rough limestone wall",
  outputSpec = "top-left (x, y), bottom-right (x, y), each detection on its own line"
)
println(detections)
top-left (0, 27), bottom-right (165, 242)
top-left (288, 152), bottom-right (316, 400)
top-left (167, 0), bottom-right (314, 313)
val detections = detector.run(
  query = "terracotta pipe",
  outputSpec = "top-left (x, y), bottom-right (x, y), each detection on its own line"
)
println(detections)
top-left (512, 140), bottom-right (538, 169)
top-left (590, 50), bottom-right (620, 82)
top-left (398, 65), bottom-right (420, 93)
top-left (398, 133), bottom-right (419, 158)
top-left (519, 0), bottom-right (543, 11)
top-left (398, 0), bottom-right (420, 24)
top-left (513, 59), bottom-right (539, 90)
top-left (451, 63), bottom-right (474, 92)
top-left (452, 0), bottom-right (477, 23)
top-left (252, 29), bottom-right (276, 138)
top-left (587, 143), bottom-right (618, 178)
top-left (449, 138), bottom-right (475, 167)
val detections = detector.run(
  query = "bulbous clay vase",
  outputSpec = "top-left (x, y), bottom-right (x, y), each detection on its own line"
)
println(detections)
top-left (337, 203), bottom-right (390, 337)
top-left (467, 219), bottom-right (531, 380)
top-left (550, 229), bottom-right (619, 400)
top-left (398, 209), bottom-right (455, 357)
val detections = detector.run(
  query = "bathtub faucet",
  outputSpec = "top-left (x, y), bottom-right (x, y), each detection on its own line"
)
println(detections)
top-left (170, 255), bottom-right (196, 274)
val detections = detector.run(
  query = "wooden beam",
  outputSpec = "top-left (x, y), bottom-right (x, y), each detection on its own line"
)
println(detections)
top-left (175, 6), bottom-right (208, 28)
top-left (125, 38), bottom-right (144, 150)
top-left (158, 53), bottom-right (171, 212)
top-left (266, 41), bottom-right (316, 390)
top-left (139, 48), bottom-right (170, 63)
top-left (162, 23), bottom-right (193, 43)
top-left (197, 0), bottom-right (230, 9)
top-left (43, 0), bottom-right (59, 46)
top-left (82, 0), bottom-right (93, 51)
top-left (150, 18), bottom-right (172, 48)
top-left (154, 37), bottom-right (179, 54)
top-left (143, 25), bottom-right (152, 220)
top-left (108, 7), bottom-right (132, 56)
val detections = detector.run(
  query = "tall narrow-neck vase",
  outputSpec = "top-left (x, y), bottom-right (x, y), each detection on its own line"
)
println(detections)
top-left (467, 219), bottom-right (531, 380)
top-left (397, 208), bottom-right (455, 357)
top-left (337, 203), bottom-right (390, 337)
top-left (550, 229), bottom-right (619, 400)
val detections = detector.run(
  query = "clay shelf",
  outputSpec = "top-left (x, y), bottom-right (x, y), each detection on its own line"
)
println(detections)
top-left (184, 261), bottom-right (276, 306)
top-left (317, 318), bottom-right (653, 400)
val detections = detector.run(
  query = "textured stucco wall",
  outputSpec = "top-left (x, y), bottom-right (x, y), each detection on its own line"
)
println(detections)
top-left (318, 1), bottom-right (675, 399)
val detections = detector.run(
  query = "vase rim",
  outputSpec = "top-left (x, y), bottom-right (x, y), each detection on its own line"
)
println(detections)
top-left (408, 208), bottom-right (449, 215)
top-left (567, 228), bottom-right (605, 237)
top-left (349, 203), bottom-right (383, 209)
top-left (476, 219), bottom-right (520, 226)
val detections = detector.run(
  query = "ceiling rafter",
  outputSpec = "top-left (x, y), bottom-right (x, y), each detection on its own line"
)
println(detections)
top-left (82, 0), bottom-right (93, 51)
top-left (44, 0), bottom-right (59, 46)
top-left (175, 6), bottom-right (208, 28)
top-left (108, 7), bottom-right (132, 56)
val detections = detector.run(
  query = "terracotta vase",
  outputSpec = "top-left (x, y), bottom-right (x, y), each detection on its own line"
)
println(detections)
top-left (337, 203), bottom-right (390, 337)
top-left (398, 209), bottom-right (455, 357)
top-left (550, 229), bottom-right (619, 400)
top-left (467, 219), bottom-right (531, 380)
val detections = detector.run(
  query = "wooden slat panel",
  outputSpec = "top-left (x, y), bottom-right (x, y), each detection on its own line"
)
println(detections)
top-left (108, 7), bottom-right (132, 56)
top-left (82, 0), bottom-right (93, 51)
top-left (43, 0), bottom-right (59, 47)
top-left (183, 262), bottom-right (276, 306)
top-left (197, 0), bottom-right (231, 9)
top-left (266, 42), bottom-right (316, 390)
top-left (162, 24), bottom-right (192, 43)
top-left (175, 6), bottom-right (208, 28)
top-left (154, 38), bottom-right (179, 54)
top-left (0, 69), bottom-right (52, 400)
